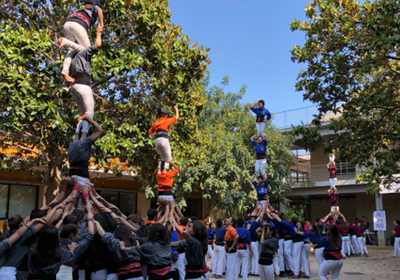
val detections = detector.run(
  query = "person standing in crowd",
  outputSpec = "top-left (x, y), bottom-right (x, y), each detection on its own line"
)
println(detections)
top-left (356, 221), bottom-right (369, 257)
top-left (60, 0), bottom-right (104, 84)
top-left (250, 134), bottom-right (268, 178)
top-left (250, 100), bottom-right (271, 137)
top-left (149, 106), bottom-right (179, 163)
top-left (172, 221), bottom-right (207, 280)
top-left (258, 224), bottom-right (278, 280)
top-left (122, 223), bottom-right (173, 280)
top-left (176, 216), bottom-right (189, 280)
top-left (392, 219), bottom-right (400, 258)
top-left (327, 163), bottom-right (337, 191)
top-left (234, 218), bottom-right (252, 280)
top-left (248, 216), bottom-right (262, 277)
top-left (319, 225), bottom-right (343, 280)
top-left (212, 219), bottom-right (226, 279)
top-left (205, 223), bottom-right (215, 273)
top-left (225, 217), bottom-right (239, 280)
top-left (337, 218), bottom-right (350, 259)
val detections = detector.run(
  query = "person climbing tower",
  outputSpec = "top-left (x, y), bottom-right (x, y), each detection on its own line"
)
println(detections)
top-left (250, 100), bottom-right (271, 137)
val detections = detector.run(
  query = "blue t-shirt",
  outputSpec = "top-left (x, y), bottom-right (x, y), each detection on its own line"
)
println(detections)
top-left (235, 227), bottom-right (251, 244)
top-left (207, 228), bottom-right (216, 240)
top-left (253, 181), bottom-right (268, 200)
top-left (171, 230), bottom-right (178, 252)
top-left (249, 221), bottom-right (262, 238)
top-left (252, 140), bottom-right (268, 155)
top-left (215, 227), bottom-right (226, 241)
top-left (250, 107), bottom-right (271, 121)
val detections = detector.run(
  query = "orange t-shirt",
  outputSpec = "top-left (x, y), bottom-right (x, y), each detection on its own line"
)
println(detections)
top-left (178, 225), bottom-right (187, 241)
top-left (225, 225), bottom-right (237, 241)
top-left (149, 116), bottom-right (177, 134)
top-left (145, 220), bottom-right (157, 225)
top-left (156, 169), bottom-right (179, 188)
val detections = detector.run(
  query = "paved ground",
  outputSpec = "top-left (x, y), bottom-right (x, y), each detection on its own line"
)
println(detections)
top-left (210, 246), bottom-right (400, 279)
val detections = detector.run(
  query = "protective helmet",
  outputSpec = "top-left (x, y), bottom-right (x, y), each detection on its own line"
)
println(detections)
top-left (258, 100), bottom-right (265, 106)
top-left (159, 107), bottom-right (169, 115)
top-left (87, 0), bottom-right (102, 8)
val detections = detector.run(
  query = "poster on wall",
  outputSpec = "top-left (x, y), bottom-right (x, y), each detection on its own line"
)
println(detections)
top-left (373, 211), bottom-right (386, 231)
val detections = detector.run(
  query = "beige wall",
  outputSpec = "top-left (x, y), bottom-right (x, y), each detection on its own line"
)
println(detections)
top-left (382, 193), bottom-right (400, 242)
top-left (136, 192), bottom-right (150, 218)
top-left (309, 196), bottom-right (357, 222)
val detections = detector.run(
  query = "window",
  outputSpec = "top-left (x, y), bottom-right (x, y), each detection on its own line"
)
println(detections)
top-left (0, 184), bottom-right (38, 219)
top-left (98, 190), bottom-right (137, 216)
top-left (183, 197), bottom-right (203, 220)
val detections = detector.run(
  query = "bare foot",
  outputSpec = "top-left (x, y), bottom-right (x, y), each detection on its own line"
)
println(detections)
top-left (62, 73), bottom-right (75, 85)
top-left (58, 37), bottom-right (66, 50)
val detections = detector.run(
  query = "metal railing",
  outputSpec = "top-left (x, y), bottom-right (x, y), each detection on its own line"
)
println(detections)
top-left (272, 105), bottom-right (319, 129)
top-left (290, 162), bottom-right (357, 183)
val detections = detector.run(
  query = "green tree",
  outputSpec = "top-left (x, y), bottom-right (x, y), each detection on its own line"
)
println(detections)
top-left (167, 77), bottom-right (294, 218)
top-left (290, 0), bottom-right (400, 193)
top-left (0, 0), bottom-right (210, 203)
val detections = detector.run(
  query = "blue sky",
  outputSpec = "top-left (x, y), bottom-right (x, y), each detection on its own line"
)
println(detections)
top-left (169, 0), bottom-right (314, 113)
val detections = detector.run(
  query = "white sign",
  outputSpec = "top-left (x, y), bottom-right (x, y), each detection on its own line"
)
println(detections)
top-left (373, 211), bottom-right (386, 231)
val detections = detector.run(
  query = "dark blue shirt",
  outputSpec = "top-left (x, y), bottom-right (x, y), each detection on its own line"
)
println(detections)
top-left (252, 140), bottom-right (268, 155)
top-left (318, 236), bottom-right (341, 251)
top-left (215, 227), bottom-right (226, 241)
top-left (171, 230), bottom-right (178, 252)
top-left (207, 228), bottom-right (216, 240)
top-left (253, 181), bottom-right (268, 199)
top-left (250, 107), bottom-right (271, 120)
top-left (235, 227), bottom-right (251, 244)
top-left (249, 221), bottom-right (262, 238)
top-left (302, 231), bottom-right (321, 244)
top-left (280, 220), bottom-right (297, 238)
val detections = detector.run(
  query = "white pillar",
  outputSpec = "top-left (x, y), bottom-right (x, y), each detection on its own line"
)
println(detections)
top-left (375, 195), bottom-right (386, 247)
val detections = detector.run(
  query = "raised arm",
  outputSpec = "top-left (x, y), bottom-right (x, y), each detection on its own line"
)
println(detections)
top-left (97, 8), bottom-right (104, 27)
top-left (251, 173), bottom-right (256, 182)
top-left (9, 218), bottom-right (45, 245)
top-left (250, 134), bottom-right (256, 142)
top-left (251, 100), bottom-right (259, 109)
top-left (94, 26), bottom-right (103, 49)
top-left (82, 114), bottom-right (103, 141)
top-left (166, 159), bottom-right (179, 171)
top-left (174, 105), bottom-right (179, 121)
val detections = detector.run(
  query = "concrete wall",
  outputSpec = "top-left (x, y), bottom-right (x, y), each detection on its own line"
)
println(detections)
top-left (382, 193), bottom-right (400, 242)
top-left (309, 196), bottom-right (357, 222)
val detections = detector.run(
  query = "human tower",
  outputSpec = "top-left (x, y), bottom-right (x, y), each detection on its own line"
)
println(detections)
top-left (1, 2), bottom-right (394, 280)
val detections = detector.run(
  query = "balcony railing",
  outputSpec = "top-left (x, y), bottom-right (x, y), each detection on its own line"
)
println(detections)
top-left (273, 105), bottom-right (319, 129)
top-left (290, 162), bottom-right (357, 183)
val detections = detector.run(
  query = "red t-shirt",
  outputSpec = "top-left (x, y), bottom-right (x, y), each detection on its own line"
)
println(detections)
top-left (330, 193), bottom-right (339, 206)
top-left (328, 167), bottom-right (337, 178)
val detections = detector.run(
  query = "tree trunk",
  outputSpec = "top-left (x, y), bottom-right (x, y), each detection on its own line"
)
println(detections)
top-left (44, 158), bottom-right (62, 205)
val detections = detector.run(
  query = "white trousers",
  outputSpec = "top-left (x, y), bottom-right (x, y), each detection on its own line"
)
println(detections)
top-left (314, 247), bottom-right (325, 268)
top-left (357, 236), bottom-right (368, 255)
top-left (155, 138), bottom-right (172, 162)
top-left (106, 274), bottom-right (118, 280)
top-left (226, 252), bottom-right (237, 280)
top-left (300, 243), bottom-right (310, 277)
top-left (0, 267), bottom-right (17, 280)
top-left (273, 251), bottom-right (280, 275)
top-left (62, 22), bottom-right (91, 75)
top-left (205, 244), bottom-right (215, 271)
top-left (258, 264), bottom-right (274, 280)
top-left (256, 122), bottom-right (266, 137)
top-left (255, 159), bottom-right (267, 177)
top-left (203, 271), bottom-right (210, 280)
top-left (214, 245), bottom-right (226, 276)
top-left (319, 259), bottom-right (343, 280)
top-left (351, 235), bottom-right (360, 254)
top-left (71, 83), bottom-right (94, 134)
top-left (341, 236), bottom-right (351, 257)
top-left (177, 252), bottom-right (186, 280)
top-left (329, 178), bottom-right (337, 191)
top-left (291, 242), bottom-right (303, 276)
top-left (394, 237), bottom-right (400, 257)
top-left (235, 250), bottom-right (249, 280)
top-left (91, 269), bottom-right (107, 280)
top-left (57, 265), bottom-right (73, 280)
top-left (283, 240), bottom-right (294, 272)
top-left (250, 241), bottom-right (259, 274)
top-left (278, 239), bottom-right (284, 273)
